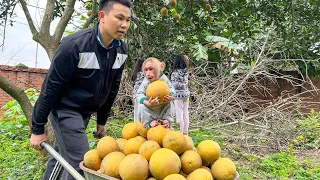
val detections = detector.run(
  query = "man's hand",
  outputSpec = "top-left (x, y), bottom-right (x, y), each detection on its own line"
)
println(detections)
top-left (163, 94), bottom-right (173, 104)
top-left (30, 134), bottom-right (47, 150)
top-left (144, 97), bottom-right (160, 107)
top-left (94, 125), bottom-right (106, 139)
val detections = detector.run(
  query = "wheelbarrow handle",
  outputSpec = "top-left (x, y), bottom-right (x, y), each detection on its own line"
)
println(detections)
top-left (40, 142), bottom-right (86, 180)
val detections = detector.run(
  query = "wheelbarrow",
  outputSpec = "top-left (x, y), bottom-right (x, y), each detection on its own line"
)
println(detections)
top-left (41, 142), bottom-right (117, 180)
top-left (41, 141), bottom-right (240, 180)
top-left (80, 161), bottom-right (240, 180)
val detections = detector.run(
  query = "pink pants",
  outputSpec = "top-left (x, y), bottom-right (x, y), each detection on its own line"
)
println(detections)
top-left (174, 98), bottom-right (189, 135)
top-left (133, 98), bottom-right (140, 123)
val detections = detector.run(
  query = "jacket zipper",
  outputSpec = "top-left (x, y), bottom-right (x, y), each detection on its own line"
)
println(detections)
top-left (96, 50), bottom-right (110, 106)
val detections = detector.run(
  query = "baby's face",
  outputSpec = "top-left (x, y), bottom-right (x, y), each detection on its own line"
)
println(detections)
top-left (144, 61), bottom-right (158, 82)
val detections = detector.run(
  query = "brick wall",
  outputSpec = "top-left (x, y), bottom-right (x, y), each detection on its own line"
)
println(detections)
top-left (246, 71), bottom-right (320, 112)
top-left (0, 65), bottom-right (48, 113)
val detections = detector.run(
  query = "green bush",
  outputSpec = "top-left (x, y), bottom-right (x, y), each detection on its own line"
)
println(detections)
top-left (1, 88), bottom-right (39, 121)
top-left (0, 119), bottom-right (46, 179)
top-left (293, 109), bottom-right (320, 149)
top-left (260, 152), bottom-right (297, 179)
top-left (0, 88), bottom-right (43, 179)
top-left (294, 168), bottom-right (320, 179)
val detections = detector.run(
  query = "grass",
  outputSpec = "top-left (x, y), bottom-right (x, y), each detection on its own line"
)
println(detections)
top-left (0, 120), bottom-right (47, 180)
top-left (1, 117), bottom-right (320, 180)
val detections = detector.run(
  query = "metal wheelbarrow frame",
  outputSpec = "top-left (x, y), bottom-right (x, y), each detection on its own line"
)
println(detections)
top-left (41, 142), bottom-right (117, 180)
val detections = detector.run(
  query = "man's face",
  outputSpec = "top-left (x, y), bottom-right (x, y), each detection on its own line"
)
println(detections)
top-left (100, 3), bottom-right (131, 40)
top-left (144, 61), bottom-right (158, 82)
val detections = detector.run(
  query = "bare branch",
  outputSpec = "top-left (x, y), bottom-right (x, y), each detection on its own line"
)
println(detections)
top-left (18, 0), bottom-right (39, 38)
top-left (39, 0), bottom-right (54, 37)
top-left (207, 28), bottom-right (271, 114)
top-left (53, 0), bottom-right (76, 42)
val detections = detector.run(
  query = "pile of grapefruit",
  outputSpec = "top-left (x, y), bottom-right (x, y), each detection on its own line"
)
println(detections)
top-left (83, 121), bottom-right (238, 180)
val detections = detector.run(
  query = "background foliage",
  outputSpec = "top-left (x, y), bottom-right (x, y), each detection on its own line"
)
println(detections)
top-left (1, 0), bottom-right (320, 179)
top-left (125, 0), bottom-right (320, 76)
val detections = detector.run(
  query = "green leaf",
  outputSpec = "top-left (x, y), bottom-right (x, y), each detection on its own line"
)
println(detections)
top-left (7, 101), bottom-right (16, 107)
top-left (169, 8), bottom-right (177, 16)
top-left (207, 49), bottom-right (221, 63)
top-left (205, 35), bottom-right (240, 50)
top-left (176, 2), bottom-right (184, 12)
top-left (192, 43), bottom-right (208, 61)
top-left (177, 35), bottom-right (186, 42)
top-left (240, 9), bottom-right (251, 16)
top-left (80, 15), bottom-right (86, 20)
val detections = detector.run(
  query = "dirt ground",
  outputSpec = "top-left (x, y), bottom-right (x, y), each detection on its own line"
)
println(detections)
top-left (297, 149), bottom-right (320, 165)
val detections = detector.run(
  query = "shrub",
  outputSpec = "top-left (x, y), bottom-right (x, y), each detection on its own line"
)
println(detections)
top-left (1, 88), bottom-right (39, 122)
top-left (260, 152), bottom-right (297, 178)
top-left (293, 109), bottom-right (320, 149)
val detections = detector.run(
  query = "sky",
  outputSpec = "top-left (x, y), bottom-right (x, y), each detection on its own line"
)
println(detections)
top-left (0, 1), bottom-right (51, 69)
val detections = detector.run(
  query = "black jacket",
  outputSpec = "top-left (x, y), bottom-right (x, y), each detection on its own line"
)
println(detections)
top-left (32, 23), bottom-right (128, 134)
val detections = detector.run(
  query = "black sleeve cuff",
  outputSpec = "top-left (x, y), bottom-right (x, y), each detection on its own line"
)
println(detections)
top-left (97, 116), bottom-right (107, 126)
top-left (32, 126), bottom-right (45, 135)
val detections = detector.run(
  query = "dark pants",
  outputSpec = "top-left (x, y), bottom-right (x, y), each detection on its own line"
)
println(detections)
top-left (43, 109), bottom-right (91, 180)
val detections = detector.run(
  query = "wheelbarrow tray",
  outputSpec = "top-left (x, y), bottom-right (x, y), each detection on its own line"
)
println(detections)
top-left (79, 161), bottom-right (119, 180)
top-left (80, 161), bottom-right (240, 180)
top-left (43, 141), bottom-right (240, 180)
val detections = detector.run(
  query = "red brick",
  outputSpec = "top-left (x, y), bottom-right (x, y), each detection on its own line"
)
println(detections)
top-left (0, 65), bottom-right (48, 113)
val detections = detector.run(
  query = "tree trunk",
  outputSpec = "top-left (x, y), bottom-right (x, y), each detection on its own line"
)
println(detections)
top-left (0, 0), bottom-right (98, 157)
top-left (0, 74), bottom-right (33, 127)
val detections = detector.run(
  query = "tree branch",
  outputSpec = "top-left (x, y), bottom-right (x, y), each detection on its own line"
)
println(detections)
top-left (53, 0), bottom-right (76, 42)
top-left (207, 27), bottom-right (271, 114)
top-left (82, 0), bottom-right (98, 29)
top-left (0, 74), bottom-right (33, 128)
top-left (18, 0), bottom-right (39, 39)
top-left (39, 0), bottom-right (55, 37)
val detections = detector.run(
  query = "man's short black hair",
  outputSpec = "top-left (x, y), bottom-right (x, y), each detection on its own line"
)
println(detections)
top-left (99, 0), bottom-right (132, 12)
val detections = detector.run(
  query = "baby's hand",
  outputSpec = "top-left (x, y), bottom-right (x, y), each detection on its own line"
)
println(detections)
top-left (158, 119), bottom-right (170, 128)
top-left (144, 97), bottom-right (160, 107)
top-left (163, 94), bottom-right (173, 103)
top-left (150, 120), bottom-right (158, 128)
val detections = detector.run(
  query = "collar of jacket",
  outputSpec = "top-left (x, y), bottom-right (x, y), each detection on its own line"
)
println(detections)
top-left (95, 23), bottom-right (121, 49)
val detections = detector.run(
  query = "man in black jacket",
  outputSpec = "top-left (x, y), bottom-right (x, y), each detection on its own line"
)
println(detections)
top-left (30, 0), bottom-right (131, 179)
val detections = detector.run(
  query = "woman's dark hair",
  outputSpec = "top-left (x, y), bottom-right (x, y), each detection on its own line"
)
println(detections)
top-left (99, 0), bottom-right (132, 12)
top-left (172, 54), bottom-right (187, 70)
top-left (131, 58), bottom-right (145, 82)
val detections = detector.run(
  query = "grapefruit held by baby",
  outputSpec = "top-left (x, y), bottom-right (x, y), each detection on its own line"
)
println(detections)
top-left (146, 80), bottom-right (170, 104)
